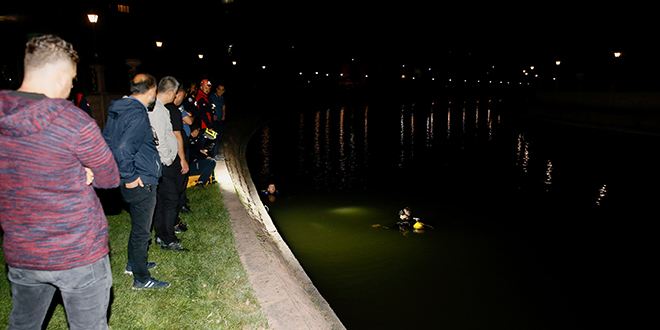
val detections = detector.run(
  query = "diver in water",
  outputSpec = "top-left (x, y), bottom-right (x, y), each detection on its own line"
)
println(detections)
top-left (397, 207), bottom-right (413, 231)
top-left (261, 183), bottom-right (279, 211)
top-left (263, 183), bottom-right (278, 202)
top-left (397, 207), bottom-right (426, 231)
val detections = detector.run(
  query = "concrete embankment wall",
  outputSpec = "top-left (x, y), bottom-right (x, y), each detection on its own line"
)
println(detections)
top-left (220, 111), bottom-right (346, 329)
top-left (525, 92), bottom-right (660, 136)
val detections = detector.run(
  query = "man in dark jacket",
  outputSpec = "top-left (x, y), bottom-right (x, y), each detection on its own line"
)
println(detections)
top-left (0, 34), bottom-right (119, 330)
top-left (103, 73), bottom-right (170, 289)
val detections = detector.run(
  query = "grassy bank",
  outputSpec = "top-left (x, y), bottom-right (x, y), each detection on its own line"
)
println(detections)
top-left (0, 185), bottom-right (269, 329)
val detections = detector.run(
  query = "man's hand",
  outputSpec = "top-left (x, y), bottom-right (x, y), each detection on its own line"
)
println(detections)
top-left (180, 158), bottom-right (189, 175)
top-left (125, 177), bottom-right (144, 188)
top-left (84, 167), bottom-right (94, 185)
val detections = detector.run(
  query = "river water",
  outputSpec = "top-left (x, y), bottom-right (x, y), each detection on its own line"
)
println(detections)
top-left (246, 97), bottom-right (656, 329)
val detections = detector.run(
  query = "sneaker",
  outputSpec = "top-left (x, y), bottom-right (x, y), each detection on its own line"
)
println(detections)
top-left (124, 262), bottom-right (157, 275)
top-left (161, 241), bottom-right (189, 251)
top-left (155, 237), bottom-right (163, 245)
top-left (132, 277), bottom-right (170, 290)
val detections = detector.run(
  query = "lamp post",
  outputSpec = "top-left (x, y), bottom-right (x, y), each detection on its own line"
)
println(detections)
top-left (87, 13), bottom-right (99, 61)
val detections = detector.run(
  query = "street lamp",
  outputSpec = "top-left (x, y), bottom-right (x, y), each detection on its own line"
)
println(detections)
top-left (87, 13), bottom-right (99, 62)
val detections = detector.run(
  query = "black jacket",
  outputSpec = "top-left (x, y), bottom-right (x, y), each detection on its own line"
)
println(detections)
top-left (102, 96), bottom-right (162, 186)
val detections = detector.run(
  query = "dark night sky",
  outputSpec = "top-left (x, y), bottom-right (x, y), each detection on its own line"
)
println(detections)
top-left (1, 2), bottom-right (655, 89)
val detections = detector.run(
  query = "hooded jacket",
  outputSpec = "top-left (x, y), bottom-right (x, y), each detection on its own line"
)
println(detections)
top-left (102, 96), bottom-right (161, 186)
top-left (0, 90), bottom-right (119, 270)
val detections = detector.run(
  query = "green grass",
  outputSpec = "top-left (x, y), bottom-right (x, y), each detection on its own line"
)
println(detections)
top-left (0, 185), bottom-right (270, 329)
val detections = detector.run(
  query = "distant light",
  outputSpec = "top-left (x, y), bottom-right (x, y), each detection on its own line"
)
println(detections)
top-left (232, 61), bottom-right (237, 65)
top-left (262, 66), bottom-right (266, 69)
top-left (315, 72), bottom-right (319, 75)
top-left (530, 66), bottom-right (535, 70)
top-left (299, 72), bottom-right (303, 75)
top-left (402, 75), bottom-right (406, 79)
top-left (556, 61), bottom-right (561, 65)
top-left (326, 73), bottom-right (329, 76)
top-left (553, 77), bottom-right (556, 80)
top-left (198, 54), bottom-right (204, 59)
top-left (340, 73), bottom-right (344, 77)
top-left (614, 52), bottom-right (622, 58)
top-left (365, 74), bottom-right (368, 78)
top-left (155, 41), bottom-right (163, 48)
top-left (87, 14), bottom-right (98, 24)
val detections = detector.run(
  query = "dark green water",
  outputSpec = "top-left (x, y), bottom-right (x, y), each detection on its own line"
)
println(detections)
top-left (246, 99), bottom-right (655, 329)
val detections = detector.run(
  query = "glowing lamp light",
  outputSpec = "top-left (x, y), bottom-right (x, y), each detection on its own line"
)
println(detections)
top-left (402, 75), bottom-right (406, 79)
top-left (87, 14), bottom-right (98, 23)
top-left (556, 61), bottom-right (561, 65)
top-left (232, 61), bottom-right (237, 65)
top-left (262, 66), bottom-right (266, 69)
top-left (614, 52), bottom-right (622, 58)
top-left (530, 66), bottom-right (535, 70)
top-left (198, 54), bottom-right (204, 59)
top-left (155, 41), bottom-right (163, 47)
top-left (299, 72), bottom-right (303, 75)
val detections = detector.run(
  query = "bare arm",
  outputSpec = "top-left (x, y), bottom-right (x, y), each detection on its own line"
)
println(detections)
top-left (173, 130), bottom-right (189, 174)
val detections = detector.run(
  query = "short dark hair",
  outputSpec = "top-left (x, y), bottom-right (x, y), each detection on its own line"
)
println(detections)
top-left (189, 121), bottom-right (201, 133)
top-left (24, 34), bottom-right (79, 71)
top-left (157, 76), bottom-right (180, 94)
top-left (130, 73), bottom-right (157, 95)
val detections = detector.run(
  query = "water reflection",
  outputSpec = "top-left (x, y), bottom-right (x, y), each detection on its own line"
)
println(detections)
top-left (260, 124), bottom-right (271, 182)
top-left (426, 104), bottom-right (434, 147)
top-left (597, 184), bottom-right (607, 205)
top-left (247, 99), bottom-right (657, 330)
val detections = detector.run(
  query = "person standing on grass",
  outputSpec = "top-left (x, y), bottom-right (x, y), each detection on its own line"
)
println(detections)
top-left (209, 82), bottom-right (226, 159)
top-left (150, 76), bottom-right (189, 251)
top-left (103, 73), bottom-right (170, 289)
top-left (0, 34), bottom-right (119, 329)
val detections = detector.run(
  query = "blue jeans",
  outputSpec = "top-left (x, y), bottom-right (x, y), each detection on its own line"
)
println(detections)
top-left (120, 183), bottom-right (157, 283)
top-left (7, 255), bottom-right (112, 330)
top-left (190, 158), bottom-right (216, 184)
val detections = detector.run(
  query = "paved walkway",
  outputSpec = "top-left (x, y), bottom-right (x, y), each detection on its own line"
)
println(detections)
top-left (215, 159), bottom-right (345, 330)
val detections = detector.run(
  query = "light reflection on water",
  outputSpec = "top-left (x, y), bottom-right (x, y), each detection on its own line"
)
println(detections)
top-left (247, 100), bottom-right (656, 330)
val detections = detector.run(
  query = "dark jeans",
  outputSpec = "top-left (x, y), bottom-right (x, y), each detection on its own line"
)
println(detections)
top-left (7, 255), bottom-right (112, 330)
top-left (154, 158), bottom-right (185, 245)
top-left (190, 158), bottom-right (216, 184)
top-left (120, 183), bottom-right (157, 283)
